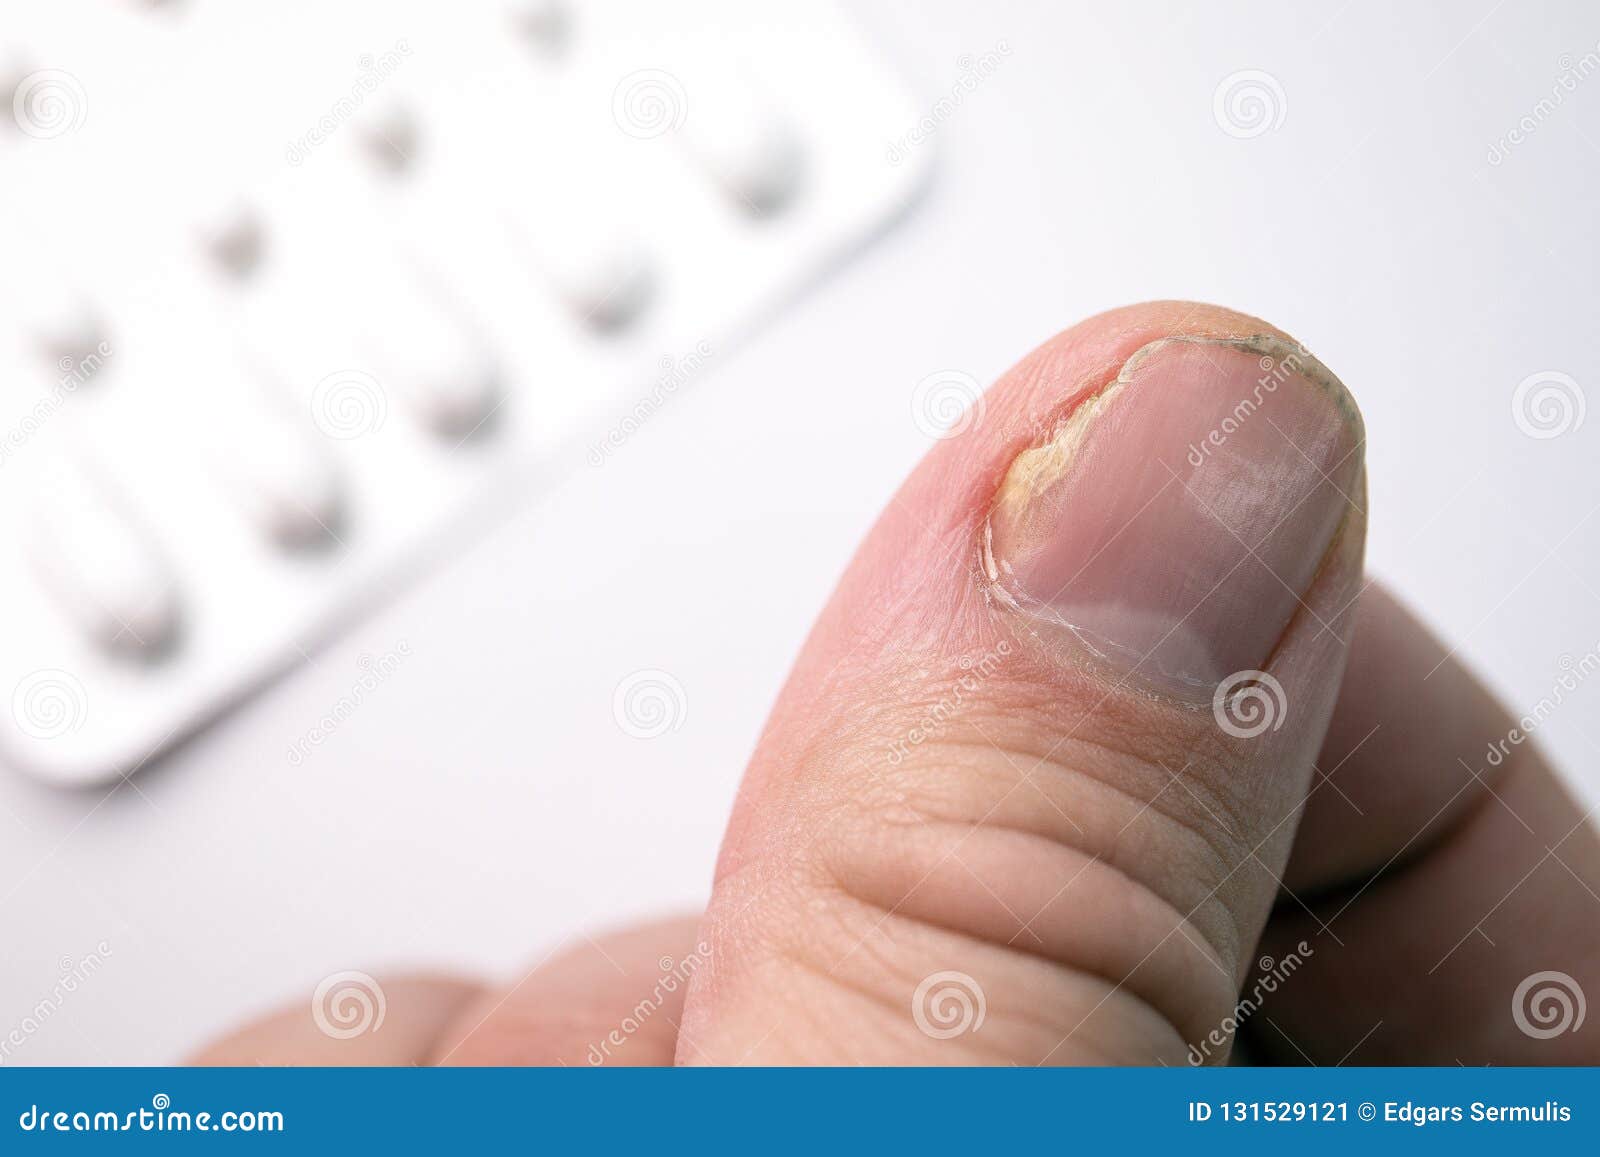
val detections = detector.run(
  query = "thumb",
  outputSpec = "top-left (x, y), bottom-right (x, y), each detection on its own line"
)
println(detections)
top-left (677, 301), bottom-right (1366, 1065)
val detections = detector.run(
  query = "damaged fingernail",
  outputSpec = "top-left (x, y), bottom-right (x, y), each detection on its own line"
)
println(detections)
top-left (983, 334), bottom-right (1364, 698)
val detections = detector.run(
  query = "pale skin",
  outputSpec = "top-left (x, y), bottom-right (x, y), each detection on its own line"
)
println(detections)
top-left (196, 302), bottom-right (1600, 1066)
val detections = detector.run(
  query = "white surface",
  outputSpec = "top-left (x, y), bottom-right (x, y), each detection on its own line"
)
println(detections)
top-left (3, 0), bottom-right (1599, 1062)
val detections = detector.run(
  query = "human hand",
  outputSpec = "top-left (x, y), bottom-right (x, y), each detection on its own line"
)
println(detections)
top-left (195, 302), bottom-right (1600, 1066)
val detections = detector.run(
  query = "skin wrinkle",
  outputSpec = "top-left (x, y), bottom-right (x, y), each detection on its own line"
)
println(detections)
top-left (777, 886), bottom-right (1191, 1064)
top-left (799, 679), bottom-right (1252, 925)
top-left (839, 797), bottom-right (1236, 977)
top-left (838, 636), bottom-right (1261, 821)
top-left (761, 618), bottom-right (1270, 1008)
top-left (879, 788), bottom-right (1247, 985)
top-left (812, 749), bottom-right (1242, 1047)
top-left (838, 817), bottom-right (1237, 1041)
top-left (867, 732), bottom-right (1246, 937)
top-left (867, 662), bottom-right (1267, 896)
top-left (832, 857), bottom-right (1203, 1056)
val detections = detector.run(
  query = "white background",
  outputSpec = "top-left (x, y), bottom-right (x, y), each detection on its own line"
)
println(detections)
top-left (3, 0), bottom-right (1598, 1062)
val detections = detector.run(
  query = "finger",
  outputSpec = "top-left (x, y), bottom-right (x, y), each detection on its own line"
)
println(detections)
top-left (1248, 584), bottom-right (1600, 1063)
top-left (190, 975), bottom-right (481, 1065)
top-left (678, 301), bottom-right (1368, 1064)
top-left (1283, 582), bottom-right (1537, 889)
top-left (431, 916), bottom-right (703, 1066)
